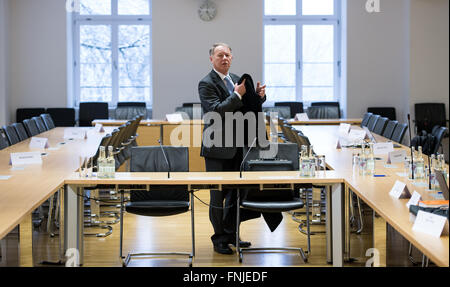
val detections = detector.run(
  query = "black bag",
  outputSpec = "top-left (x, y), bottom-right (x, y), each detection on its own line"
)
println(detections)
top-left (409, 205), bottom-right (449, 219)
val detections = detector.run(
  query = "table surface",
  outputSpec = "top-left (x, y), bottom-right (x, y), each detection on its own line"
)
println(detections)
top-left (0, 127), bottom-right (114, 239)
top-left (1, 124), bottom-right (448, 267)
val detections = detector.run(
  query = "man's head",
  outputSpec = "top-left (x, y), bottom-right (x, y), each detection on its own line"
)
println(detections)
top-left (209, 43), bottom-right (233, 75)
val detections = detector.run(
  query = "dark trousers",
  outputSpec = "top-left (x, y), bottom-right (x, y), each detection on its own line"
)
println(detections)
top-left (204, 149), bottom-right (257, 245)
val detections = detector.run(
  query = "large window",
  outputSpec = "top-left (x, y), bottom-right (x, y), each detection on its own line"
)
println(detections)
top-left (73, 0), bottom-right (152, 107)
top-left (264, 0), bottom-right (340, 106)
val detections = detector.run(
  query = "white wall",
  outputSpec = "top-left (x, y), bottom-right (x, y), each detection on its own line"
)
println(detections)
top-left (152, 0), bottom-right (263, 119)
top-left (410, 0), bottom-right (449, 123)
top-left (8, 0), bottom-right (67, 123)
top-left (346, 0), bottom-right (410, 126)
top-left (0, 0), bottom-right (9, 126)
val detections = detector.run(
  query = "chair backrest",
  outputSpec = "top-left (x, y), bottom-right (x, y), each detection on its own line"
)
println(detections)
top-left (367, 107), bottom-right (396, 121)
top-left (274, 102), bottom-right (304, 118)
top-left (280, 122), bottom-right (297, 143)
top-left (293, 130), bottom-right (311, 148)
top-left (79, 102), bottom-right (109, 127)
top-left (414, 103), bottom-right (446, 134)
top-left (242, 142), bottom-right (299, 171)
top-left (431, 126), bottom-right (448, 155)
top-left (130, 146), bottom-right (189, 202)
top-left (182, 102), bottom-right (202, 108)
top-left (372, 117), bottom-right (389, 135)
top-left (367, 114), bottom-right (380, 132)
top-left (2, 125), bottom-right (20, 145)
top-left (32, 116), bottom-right (47, 133)
top-left (16, 108), bottom-right (46, 123)
top-left (40, 114), bottom-right (55, 130)
top-left (361, 112), bottom-right (373, 127)
top-left (262, 106), bottom-right (291, 119)
top-left (306, 106), bottom-right (340, 119)
top-left (311, 101), bottom-right (341, 118)
top-left (12, 123), bottom-right (29, 141)
top-left (175, 106), bottom-right (193, 120)
top-left (115, 102), bottom-right (147, 120)
top-left (22, 119), bottom-right (40, 137)
top-left (390, 123), bottom-right (408, 143)
top-left (46, 108), bottom-right (76, 127)
top-left (382, 120), bottom-right (398, 139)
top-left (0, 129), bottom-right (9, 150)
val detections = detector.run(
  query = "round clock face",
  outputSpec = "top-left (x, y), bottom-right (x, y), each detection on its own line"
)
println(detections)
top-left (198, 0), bottom-right (217, 21)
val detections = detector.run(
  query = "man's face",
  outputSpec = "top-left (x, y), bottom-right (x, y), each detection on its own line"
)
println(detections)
top-left (210, 45), bottom-right (232, 75)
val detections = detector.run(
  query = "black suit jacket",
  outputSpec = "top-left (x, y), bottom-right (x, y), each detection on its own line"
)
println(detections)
top-left (199, 70), bottom-right (265, 159)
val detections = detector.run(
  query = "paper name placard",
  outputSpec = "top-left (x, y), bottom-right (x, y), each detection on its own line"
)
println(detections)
top-left (94, 123), bottom-right (105, 133)
top-left (64, 129), bottom-right (87, 139)
top-left (373, 142), bottom-right (394, 155)
top-left (389, 180), bottom-right (411, 199)
top-left (295, 113), bottom-right (309, 121)
top-left (387, 149), bottom-right (407, 164)
top-left (166, 113), bottom-right (184, 123)
top-left (338, 123), bottom-right (351, 135)
top-left (412, 210), bottom-right (448, 238)
top-left (29, 137), bottom-right (49, 149)
top-left (406, 191), bottom-right (422, 209)
top-left (10, 152), bottom-right (42, 166)
top-left (348, 130), bottom-right (366, 142)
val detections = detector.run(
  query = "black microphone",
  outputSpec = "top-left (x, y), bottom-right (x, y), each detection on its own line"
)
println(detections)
top-left (158, 139), bottom-right (171, 178)
top-left (407, 114), bottom-right (414, 180)
top-left (428, 155), bottom-right (432, 190)
top-left (240, 137), bottom-right (258, 179)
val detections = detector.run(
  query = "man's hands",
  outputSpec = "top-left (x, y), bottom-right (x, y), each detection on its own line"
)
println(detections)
top-left (234, 79), bottom-right (246, 97)
top-left (234, 79), bottom-right (266, 99)
top-left (256, 82), bottom-right (266, 98)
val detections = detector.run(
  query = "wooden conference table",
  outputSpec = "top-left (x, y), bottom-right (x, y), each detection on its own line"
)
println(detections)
top-left (0, 126), bottom-right (115, 264)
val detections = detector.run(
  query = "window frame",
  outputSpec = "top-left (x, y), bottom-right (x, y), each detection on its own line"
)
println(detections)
top-left (263, 0), bottom-right (341, 106)
top-left (72, 0), bottom-right (152, 108)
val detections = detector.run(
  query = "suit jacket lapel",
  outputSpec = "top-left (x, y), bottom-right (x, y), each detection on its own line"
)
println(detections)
top-left (210, 70), bottom-right (229, 99)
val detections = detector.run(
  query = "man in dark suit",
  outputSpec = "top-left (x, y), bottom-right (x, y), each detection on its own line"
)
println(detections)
top-left (198, 43), bottom-right (266, 254)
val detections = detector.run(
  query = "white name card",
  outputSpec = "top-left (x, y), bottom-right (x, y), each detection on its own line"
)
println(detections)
top-left (29, 137), bottom-right (49, 149)
top-left (338, 123), bottom-right (351, 135)
top-left (387, 149), bottom-right (406, 164)
top-left (166, 113), bottom-right (184, 123)
top-left (94, 123), bottom-right (105, 133)
top-left (295, 113), bottom-right (309, 121)
top-left (389, 180), bottom-right (411, 199)
top-left (10, 152), bottom-right (42, 166)
top-left (373, 142), bottom-right (394, 155)
top-left (406, 191), bottom-right (422, 209)
top-left (64, 129), bottom-right (87, 139)
top-left (348, 130), bottom-right (366, 142)
top-left (412, 210), bottom-right (448, 238)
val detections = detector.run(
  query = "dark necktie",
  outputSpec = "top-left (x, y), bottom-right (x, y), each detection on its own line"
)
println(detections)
top-left (224, 76), bottom-right (234, 96)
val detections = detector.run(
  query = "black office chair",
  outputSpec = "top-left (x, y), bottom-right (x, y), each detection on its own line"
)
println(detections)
top-left (22, 119), bottom-right (40, 137)
top-left (182, 102), bottom-right (202, 108)
top-left (361, 112), bottom-right (373, 127)
top-left (311, 101), bottom-right (341, 118)
top-left (175, 106), bottom-right (193, 120)
top-left (275, 102), bottom-right (304, 118)
top-left (79, 102), bottom-right (109, 127)
top-left (431, 127), bottom-right (448, 155)
top-left (262, 106), bottom-right (291, 119)
top-left (32, 116), bottom-right (47, 133)
top-left (40, 114), bottom-right (56, 130)
top-left (306, 106), bottom-right (340, 119)
top-left (115, 102), bottom-right (147, 120)
top-left (46, 108), bottom-right (76, 127)
top-left (367, 107), bottom-right (396, 121)
top-left (2, 125), bottom-right (21, 145)
top-left (237, 143), bottom-right (309, 263)
top-left (390, 123), bottom-right (408, 143)
top-left (414, 103), bottom-right (446, 134)
top-left (120, 146), bottom-right (194, 267)
top-left (382, 120), bottom-right (398, 139)
top-left (16, 108), bottom-right (46, 123)
top-left (372, 117), bottom-right (389, 135)
top-left (0, 130), bottom-right (9, 150)
top-left (12, 123), bottom-right (29, 142)
top-left (367, 114), bottom-right (380, 132)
